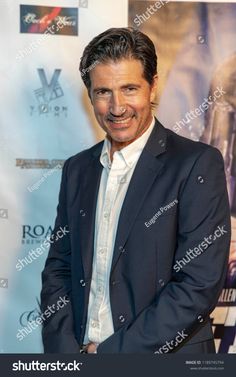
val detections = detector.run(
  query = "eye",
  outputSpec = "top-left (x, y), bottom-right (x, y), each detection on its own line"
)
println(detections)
top-left (124, 87), bottom-right (137, 93)
top-left (96, 89), bottom-right (110, 97)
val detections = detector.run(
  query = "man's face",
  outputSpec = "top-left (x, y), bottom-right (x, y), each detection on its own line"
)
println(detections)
top-left (89, 59), bottom-right (157, 148)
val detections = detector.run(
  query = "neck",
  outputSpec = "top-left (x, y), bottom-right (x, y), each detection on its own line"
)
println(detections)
top-left (108, 116), bottom-right (153, 161)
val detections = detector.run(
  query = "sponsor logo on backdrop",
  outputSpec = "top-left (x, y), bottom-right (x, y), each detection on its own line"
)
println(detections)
top-left (22, 225), bottom-right (53, 245)
top-left (0, 278), bottom-right (8, 289)
top-left (19, 298), bottom-right (41, 327)
top-left (79, 0), bottom-right (88, 8)
top-left (0, 209), bottom-right (8, 219)
top-left (30, 69), bottom-right (68, 117)
top-left (16, 159), bottom-right (64, 169)
top-left (20, 5), bottom-right (78, 36)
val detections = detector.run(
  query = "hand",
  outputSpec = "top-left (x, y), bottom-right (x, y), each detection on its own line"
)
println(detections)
top-left (86, 342), bottom-right (98, 353)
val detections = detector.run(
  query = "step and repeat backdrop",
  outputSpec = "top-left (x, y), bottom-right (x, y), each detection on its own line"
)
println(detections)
top-left (0, 0), bottom-right (235, 353)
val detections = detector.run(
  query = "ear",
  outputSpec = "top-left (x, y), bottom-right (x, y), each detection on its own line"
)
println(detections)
top-left (150, 75), bottom-right (158, 103)
top-left (88, 89), bottom-right (93, 105)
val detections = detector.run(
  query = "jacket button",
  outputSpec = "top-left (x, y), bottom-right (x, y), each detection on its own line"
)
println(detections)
top-left (119, 315), bottom-right (125, 323)
top-left (80, 279), bottom-right (86, 287)
top-left (119, 246), bottom-right (125, 253)
top-left (159, 139), bottom-right (165, 148)
top-left (197, 315), bottom-right (204, 323)
top-left (197, 175), bottom-right (204, 184)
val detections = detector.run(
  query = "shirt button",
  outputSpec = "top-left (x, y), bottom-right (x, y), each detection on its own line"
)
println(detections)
top-left (91, 321), bottom-right (99, 328)
top-left (80, 279), bottom-right (86, 287)
top-left (119, 315), bottom-right (125, 323)
top-left (118, 176), bottom-right (126, 184)
top-left (104, 212), bottom-right (109, 218)
top-left (99, 248), bottom-right (106, 255)
top-left (98, 286), bottom-right (103, 292)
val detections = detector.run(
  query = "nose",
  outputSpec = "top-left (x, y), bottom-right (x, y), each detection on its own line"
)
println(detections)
top-left (109, 93), bottom-right (126, 116)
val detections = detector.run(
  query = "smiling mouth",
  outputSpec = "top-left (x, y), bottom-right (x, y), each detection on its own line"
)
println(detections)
top-left (107, 116), bottom-right (134, 124)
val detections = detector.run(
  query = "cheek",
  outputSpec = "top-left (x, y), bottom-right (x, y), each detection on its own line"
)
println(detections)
top-left (93, 101), bottom-right (109, 116)
top-left (129, 99), bottom-right (151, 114)
top-left (128, 91), bottom-right (152, 110)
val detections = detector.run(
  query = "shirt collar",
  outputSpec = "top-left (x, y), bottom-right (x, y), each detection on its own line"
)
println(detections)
top-left (100, 117), bottom-right (155, 169)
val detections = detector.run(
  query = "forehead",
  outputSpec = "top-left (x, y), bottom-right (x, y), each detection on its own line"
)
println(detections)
top-left (90, 59), bottom-right (145, 86)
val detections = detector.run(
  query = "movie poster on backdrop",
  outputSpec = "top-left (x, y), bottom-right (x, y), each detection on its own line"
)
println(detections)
top-left (128, 0), bottom-right (236, 353)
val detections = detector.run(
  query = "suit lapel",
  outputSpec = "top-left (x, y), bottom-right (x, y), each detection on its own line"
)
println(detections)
top-left (78, 145), bottom-right (103, 280)
top-left (110, 119), bottom-right (167, 272)
top-left (78, 119), bottom-right (168, 277)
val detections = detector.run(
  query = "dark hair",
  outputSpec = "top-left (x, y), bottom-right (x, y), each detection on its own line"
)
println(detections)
top-left (79, 27), bottom-right (157, 93)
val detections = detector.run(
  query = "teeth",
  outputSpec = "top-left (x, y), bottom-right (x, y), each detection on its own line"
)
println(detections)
top-left (110, 117), bottom-right (132, 124)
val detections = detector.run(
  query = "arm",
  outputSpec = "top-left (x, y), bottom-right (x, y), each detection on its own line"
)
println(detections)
top-left (97, 146), bottom-right (231, 353)
top-left (40, 158), bottom-right (80, 353)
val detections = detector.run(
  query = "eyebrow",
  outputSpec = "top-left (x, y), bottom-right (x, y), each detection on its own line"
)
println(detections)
top-left (121, 83), bottom-right (141, 89)
top-left (92, 83), bottom-right (141, 93)
top-left (93, 87), bottom-right (111, 93)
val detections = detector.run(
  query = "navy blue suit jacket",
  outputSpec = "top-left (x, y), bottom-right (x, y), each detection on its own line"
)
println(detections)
top-left (41, 119), bottom-right (231, 353)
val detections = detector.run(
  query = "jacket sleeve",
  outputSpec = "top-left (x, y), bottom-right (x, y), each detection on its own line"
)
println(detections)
top-left (97, 146), bottom-right (231, 353)
top-left (40, 158), bottom-right (80, 353)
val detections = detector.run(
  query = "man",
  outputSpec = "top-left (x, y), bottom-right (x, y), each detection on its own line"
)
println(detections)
top-left (40, 27), bottom-right (231, 353)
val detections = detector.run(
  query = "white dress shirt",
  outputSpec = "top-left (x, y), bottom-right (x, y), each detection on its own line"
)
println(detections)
top-left (83, 117), bottom-right (155, 346)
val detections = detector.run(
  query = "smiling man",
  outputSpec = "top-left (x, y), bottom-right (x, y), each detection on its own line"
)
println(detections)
top-left (41, 27), bottom-right (231, 354)
top-left (89, 58), bottom-right (157, 159)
